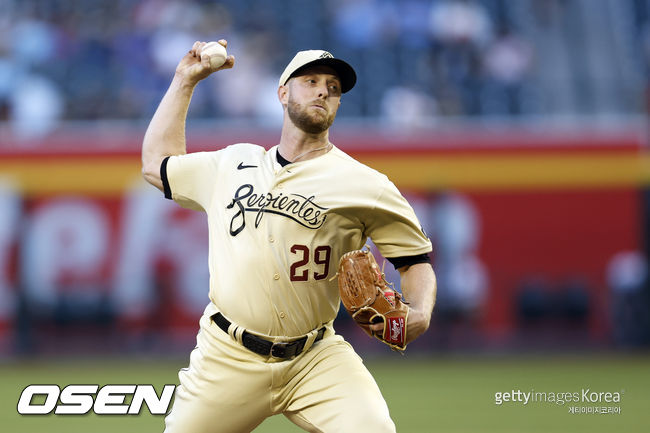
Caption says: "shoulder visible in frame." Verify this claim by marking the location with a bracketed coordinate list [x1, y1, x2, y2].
[204, 142, 267, 158]
[329, 146, 391, 183]
[223, 142, 267, 154]
[173, 143, 267, 163]
[217, 143, 269, 163]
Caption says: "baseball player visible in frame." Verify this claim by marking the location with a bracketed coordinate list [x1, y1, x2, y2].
[142, 40, 437, 433]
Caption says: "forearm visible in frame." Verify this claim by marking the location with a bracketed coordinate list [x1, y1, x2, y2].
[400, 263, 437, 338]
[141, 74, 196, 190]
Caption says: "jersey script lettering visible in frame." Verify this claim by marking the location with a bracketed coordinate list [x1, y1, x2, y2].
[226, 184, 329, 236]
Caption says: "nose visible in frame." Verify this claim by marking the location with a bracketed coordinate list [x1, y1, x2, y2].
[316, 83, 328, 99]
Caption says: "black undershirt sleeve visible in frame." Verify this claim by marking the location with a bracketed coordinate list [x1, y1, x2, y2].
[386, 253, 431, 270]
[161, 156, 172, 199]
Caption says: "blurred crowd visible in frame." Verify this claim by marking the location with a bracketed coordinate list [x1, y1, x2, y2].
[0, 0, 648, 138]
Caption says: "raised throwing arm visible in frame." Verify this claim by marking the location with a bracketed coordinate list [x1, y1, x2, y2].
[142, 40, 234, 191]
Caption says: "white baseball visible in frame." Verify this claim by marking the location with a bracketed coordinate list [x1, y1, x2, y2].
[202, 42, 228, 69]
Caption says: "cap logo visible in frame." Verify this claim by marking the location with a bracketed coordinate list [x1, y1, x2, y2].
[280, 50, 354, 92]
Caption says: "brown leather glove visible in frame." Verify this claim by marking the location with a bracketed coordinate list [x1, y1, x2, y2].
[337, 249, 409, 351]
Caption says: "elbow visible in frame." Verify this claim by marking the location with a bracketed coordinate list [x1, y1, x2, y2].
[141, 160, 156, 180]
[141, 166, 155, 183]
[142, 160, 164, 191]
[141, 159, 156, 181]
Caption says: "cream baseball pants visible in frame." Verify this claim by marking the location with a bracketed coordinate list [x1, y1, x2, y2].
[163, 310, 396, 433]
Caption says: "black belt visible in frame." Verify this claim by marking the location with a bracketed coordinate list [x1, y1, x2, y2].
[211, 312, 326, 359]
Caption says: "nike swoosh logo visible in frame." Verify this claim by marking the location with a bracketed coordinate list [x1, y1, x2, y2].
[237, 162, 257, 170]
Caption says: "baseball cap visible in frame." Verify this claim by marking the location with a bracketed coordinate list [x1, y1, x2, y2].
[279, 50, 357, 93]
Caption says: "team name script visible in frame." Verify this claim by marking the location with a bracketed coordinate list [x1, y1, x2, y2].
[227, 184, 328, 236]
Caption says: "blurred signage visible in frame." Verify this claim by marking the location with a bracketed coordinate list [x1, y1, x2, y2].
[0, 129, 643, 348]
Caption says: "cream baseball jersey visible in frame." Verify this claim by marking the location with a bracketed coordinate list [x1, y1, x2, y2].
[162, 143, 431, 338]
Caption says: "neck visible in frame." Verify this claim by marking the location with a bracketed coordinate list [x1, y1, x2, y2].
[278, 117, 331, 162]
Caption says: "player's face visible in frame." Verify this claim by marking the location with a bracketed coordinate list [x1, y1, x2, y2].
[286, 66, 342, 134]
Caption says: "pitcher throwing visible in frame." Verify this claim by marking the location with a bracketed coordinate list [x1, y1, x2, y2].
[142, 39, 437, 433]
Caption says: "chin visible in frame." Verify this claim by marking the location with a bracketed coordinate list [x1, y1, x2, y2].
[301, 123, 329, 134]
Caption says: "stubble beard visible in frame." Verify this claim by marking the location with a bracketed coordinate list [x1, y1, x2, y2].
[287, 96, 336, 134]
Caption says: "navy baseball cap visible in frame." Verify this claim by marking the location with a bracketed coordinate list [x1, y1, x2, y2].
[279, 50, 357, 93]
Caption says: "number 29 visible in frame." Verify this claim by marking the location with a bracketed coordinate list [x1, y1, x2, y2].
[289, 244, 332, 282]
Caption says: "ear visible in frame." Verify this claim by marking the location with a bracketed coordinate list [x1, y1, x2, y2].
[278, 84, 289, 106]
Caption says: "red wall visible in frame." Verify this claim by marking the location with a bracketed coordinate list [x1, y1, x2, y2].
[0, 127, 644, 349]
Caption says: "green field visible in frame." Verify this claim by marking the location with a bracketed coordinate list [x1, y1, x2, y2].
[1, 354, 648, 432]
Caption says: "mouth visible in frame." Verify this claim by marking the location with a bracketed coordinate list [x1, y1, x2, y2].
[311, 104, 326, 112]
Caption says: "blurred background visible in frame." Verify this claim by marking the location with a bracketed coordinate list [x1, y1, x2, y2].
[0, 0, 649, 431]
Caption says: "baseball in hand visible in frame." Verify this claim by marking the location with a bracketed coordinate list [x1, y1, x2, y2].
[202, 42, 228, 69]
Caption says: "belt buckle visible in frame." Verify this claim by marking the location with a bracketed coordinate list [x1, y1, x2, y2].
[270, 341, 290, 358]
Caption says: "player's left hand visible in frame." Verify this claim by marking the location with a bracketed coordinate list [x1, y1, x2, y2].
[369, 306, 429, 345]
[338, 249, 411, 351]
